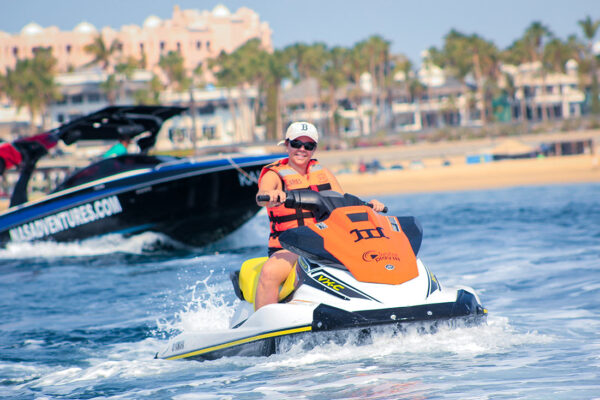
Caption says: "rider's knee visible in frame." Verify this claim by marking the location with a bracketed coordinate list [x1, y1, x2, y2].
[260, 260, 291, 284]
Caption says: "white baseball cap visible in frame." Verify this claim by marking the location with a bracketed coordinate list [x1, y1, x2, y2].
[278, 122, 319, 145]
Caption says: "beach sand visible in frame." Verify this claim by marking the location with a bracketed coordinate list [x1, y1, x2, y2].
[336, 154, 600, 197]
[1, 148, 599, 211]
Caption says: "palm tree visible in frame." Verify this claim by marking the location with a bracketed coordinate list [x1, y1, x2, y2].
[578, 15, 600, 115]
[408, 77, 427, 130]
[387, 55, 417, 130]
[208, 50, 244, 142]
[502, 71, 518, 123]
[231, 39, 272, 141]
[84, 34, 122, 74]
[392, 56, 413, 96]
[159, 50, 206, 150]
[84, 35, 123, 107]
[114, 56, 138, 103]
[320, 46, 348, 138]
[359, 35, 390, 134]
[263, 50, 290, 140]
[503, 39, 530, 122]
[158, 51, 189, 92]
[542, 37, 578, 119]
[517, 22, 553, 121]
[385, 53, 411, 130]
[343, 42, 369, 135]
[99, 74, 119, 105]
[283, 43, 328, 127]
[429, 30, 499, 126]
[3, 48, 61, 132]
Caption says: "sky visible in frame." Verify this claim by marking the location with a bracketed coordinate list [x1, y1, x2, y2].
[1, 0, 598, 63]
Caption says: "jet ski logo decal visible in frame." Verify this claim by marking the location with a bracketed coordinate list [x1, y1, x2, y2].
[305, 269, 381, 302]
[9, 196, 123, 242]
[362, 251, 402, 263]
[350, 227, 389, 242]
[317, 274, 345, 291]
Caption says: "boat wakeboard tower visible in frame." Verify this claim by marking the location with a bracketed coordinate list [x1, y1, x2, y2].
[157, 190, 487, 361]
[0, 106, 281, 247]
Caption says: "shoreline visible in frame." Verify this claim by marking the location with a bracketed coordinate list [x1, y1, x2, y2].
[336, 154, 600, 197]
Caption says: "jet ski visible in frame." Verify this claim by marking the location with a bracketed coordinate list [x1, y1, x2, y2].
[0, 106, 282, 247]
[157, 190, 487, 361]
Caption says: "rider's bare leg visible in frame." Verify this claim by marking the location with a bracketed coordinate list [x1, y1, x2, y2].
[255, 250, 298, 310]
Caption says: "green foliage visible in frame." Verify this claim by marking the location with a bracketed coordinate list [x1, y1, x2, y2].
[578, 15, 600, 115]
[84, 35, 122, 71]
[159, 51, 189, 92]
[543, 38, 575, 73]
[99, 74, 118, 104]
[1, 47, 61, 131]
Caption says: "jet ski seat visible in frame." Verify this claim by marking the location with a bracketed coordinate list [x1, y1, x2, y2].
[230, 257, 298, 307]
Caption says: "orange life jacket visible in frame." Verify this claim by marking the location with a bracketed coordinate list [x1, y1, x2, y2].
[258, 158, 333, 252]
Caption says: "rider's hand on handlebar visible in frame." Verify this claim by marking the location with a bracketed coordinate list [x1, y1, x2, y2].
[257, 190, 286, 206]
[369, 199, 386, 212]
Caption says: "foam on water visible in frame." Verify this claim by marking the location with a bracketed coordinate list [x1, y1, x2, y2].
[255, 316, 552, 368]
[0, 231, 184, 259]
[33, 339, 163, 383]
[156, 274, 238, 337]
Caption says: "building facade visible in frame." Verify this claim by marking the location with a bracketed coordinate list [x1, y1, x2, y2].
[279, 55, 589, 140]
[0, 4, 272, 75]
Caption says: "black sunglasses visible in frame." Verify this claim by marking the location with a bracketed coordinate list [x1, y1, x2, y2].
[288, 139, 317, 151]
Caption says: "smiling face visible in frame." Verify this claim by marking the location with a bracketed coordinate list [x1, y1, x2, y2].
[286, 135, 317, 170]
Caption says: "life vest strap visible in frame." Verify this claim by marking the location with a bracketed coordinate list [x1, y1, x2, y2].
[311, 183, 332, 191]
[269, 211, 313, 224]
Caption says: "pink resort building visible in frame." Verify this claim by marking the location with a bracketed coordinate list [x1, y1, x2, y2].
[0, 4, 272, 75]
[0, 5, 273, 146]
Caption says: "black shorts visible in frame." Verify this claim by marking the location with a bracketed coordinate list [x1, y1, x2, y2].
[268, 247, 283, 257]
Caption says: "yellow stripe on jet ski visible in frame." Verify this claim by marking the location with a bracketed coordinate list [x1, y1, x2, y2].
[166, 325, 312, 360]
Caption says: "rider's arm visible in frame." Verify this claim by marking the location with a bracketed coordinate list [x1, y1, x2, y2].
[256, 170, 285, 207]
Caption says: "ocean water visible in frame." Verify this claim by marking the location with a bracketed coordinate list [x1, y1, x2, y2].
[1, 183, 599, 399]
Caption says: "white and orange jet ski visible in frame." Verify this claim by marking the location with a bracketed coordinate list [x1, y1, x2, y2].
[157, 190, 487, 361]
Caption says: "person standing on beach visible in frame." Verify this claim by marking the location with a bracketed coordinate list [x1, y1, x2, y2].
[255, 121, 385, 309]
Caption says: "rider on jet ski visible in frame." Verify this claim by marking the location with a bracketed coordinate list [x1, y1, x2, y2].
[255, 122, 385, 310]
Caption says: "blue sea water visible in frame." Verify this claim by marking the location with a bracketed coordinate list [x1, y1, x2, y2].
[1, 183, 599, 399]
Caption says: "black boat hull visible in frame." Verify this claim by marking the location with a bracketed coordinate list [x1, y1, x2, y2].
[0, 155, 280, 247]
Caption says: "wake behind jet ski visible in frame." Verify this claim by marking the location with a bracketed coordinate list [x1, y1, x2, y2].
[0, 106, 282, 247]
[157, 190, 487, 361]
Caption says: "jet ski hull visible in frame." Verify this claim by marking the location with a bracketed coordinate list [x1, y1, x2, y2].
[157, 191, 487, 361]
[158, 258, 486, 361]
[157, 291, 486, 361]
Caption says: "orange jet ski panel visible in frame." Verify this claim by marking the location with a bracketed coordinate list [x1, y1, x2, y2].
[311, 205, 419, 285]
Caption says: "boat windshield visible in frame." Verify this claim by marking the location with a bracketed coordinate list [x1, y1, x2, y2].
[53, 154, 178, 193]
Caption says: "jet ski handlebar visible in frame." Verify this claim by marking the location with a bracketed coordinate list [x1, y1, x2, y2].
[257, 190, 387, 221]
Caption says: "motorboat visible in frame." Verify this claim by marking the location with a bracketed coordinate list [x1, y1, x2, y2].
[157, 190, 487, 361]
[0, 106, 282, 247]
